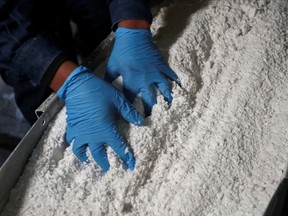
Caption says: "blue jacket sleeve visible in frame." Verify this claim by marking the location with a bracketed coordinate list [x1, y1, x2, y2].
[0, 0, 68, 86]
[108, 0, 152, 30]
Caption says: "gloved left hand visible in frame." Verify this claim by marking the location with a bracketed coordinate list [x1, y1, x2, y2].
[57, 66, 144, 173]
[106, 27, 181, 116]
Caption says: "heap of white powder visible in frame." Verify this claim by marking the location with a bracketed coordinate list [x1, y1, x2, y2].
[2, 0, 288, 215]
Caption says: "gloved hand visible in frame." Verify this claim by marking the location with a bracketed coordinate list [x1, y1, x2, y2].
[106, 27, 181, 116]
[57, 66, 144, 173]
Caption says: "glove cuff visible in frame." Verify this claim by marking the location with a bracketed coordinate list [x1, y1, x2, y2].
[57, 65, 89, 100]
[115, 27, 152, 38]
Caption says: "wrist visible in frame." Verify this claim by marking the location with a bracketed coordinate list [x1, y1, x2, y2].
[50, 60, 78, 91]
[118, 20, 150, 30]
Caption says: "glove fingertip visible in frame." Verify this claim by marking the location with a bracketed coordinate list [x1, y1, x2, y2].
[126, 152, 136, 171]
[136, 113, 145, 126]
[175, 78, 182, 87]
[163, 88, 173, 104]
[71, 140, 89, 163]
[160, 65, 182, 86]
[165, 93, 173, 104]
[127, 110, 145, 126]
[83, 159, 90, 165]
[158, 83, 173, 104]
[170, 74, 181, 87]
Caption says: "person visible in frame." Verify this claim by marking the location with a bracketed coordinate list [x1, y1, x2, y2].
[0, 0, 180, 173]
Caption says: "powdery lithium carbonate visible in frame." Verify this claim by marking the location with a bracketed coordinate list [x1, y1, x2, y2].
[2, 0, 288, 215]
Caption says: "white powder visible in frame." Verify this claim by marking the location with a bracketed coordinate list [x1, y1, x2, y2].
[2, 0, 288, 215]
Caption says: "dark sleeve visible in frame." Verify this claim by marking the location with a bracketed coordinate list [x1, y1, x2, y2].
[9, 35, 70, 86]
[108, 0, 153, 30]
[0, 1, 70, 87]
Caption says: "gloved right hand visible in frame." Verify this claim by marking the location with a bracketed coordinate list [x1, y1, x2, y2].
[57, 65, 144, 173]
[106, 27, 181, 116]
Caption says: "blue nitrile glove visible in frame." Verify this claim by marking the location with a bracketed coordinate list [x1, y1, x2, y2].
[106, 27, 181, 116]
[57, 66, 144, 173]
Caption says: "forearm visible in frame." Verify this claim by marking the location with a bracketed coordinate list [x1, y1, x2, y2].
[118, 20, 150, 29]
